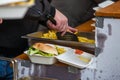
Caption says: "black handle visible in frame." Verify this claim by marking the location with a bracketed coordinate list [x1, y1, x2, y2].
[47, 14, 57, 25]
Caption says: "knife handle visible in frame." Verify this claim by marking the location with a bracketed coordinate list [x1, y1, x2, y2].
[47, 14, 57, 25]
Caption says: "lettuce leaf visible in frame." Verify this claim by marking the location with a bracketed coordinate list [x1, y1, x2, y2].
[28, 47, 55, 57]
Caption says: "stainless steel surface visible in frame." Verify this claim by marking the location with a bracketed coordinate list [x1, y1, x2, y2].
[17, 60, 80, 80]
[18, 76, 58, 80]
[22, 31, 95, 54]
[75, 32, 95, 40]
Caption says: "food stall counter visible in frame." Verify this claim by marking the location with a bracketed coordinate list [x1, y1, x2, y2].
[15, 19, 95, 66]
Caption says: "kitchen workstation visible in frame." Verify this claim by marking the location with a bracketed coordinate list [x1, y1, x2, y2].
[0, 0, 120, 80]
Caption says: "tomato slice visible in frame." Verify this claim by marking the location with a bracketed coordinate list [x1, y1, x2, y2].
[75, 49, 84, 55]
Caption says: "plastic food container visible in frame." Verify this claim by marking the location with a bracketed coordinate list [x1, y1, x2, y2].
[25, 43, 58, 65]
[74, 52, 94, 63]
[27, 54, 57, 65]
[25, 44, 69, 65]
[0, 0, 34, 19]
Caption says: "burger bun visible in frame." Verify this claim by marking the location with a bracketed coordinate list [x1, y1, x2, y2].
[32, 43, 58, 55]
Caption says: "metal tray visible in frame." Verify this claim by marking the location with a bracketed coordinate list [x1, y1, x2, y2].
[22, 31, 95, 54]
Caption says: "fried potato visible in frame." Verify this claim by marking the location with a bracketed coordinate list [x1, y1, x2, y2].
[78, 36, 95, 44]
[41, 30, 95, 44]
[41, 30, 57, 39]
[55, 46, 66, 54]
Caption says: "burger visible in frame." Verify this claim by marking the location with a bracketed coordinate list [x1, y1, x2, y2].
[28, 43, 58, 57]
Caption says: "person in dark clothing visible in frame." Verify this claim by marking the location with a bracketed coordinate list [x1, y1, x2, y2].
[52, 0, 117, 27]
[51, 0, 97, 27]
[0, 0, 77, 79]
[0, 0, 77, 57]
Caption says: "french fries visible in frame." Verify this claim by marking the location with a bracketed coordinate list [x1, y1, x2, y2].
[41, 30, 57, 39]
[55, 46, 66, 54]
[41, 30, 95, 44]
[78, 36, 95, 44]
